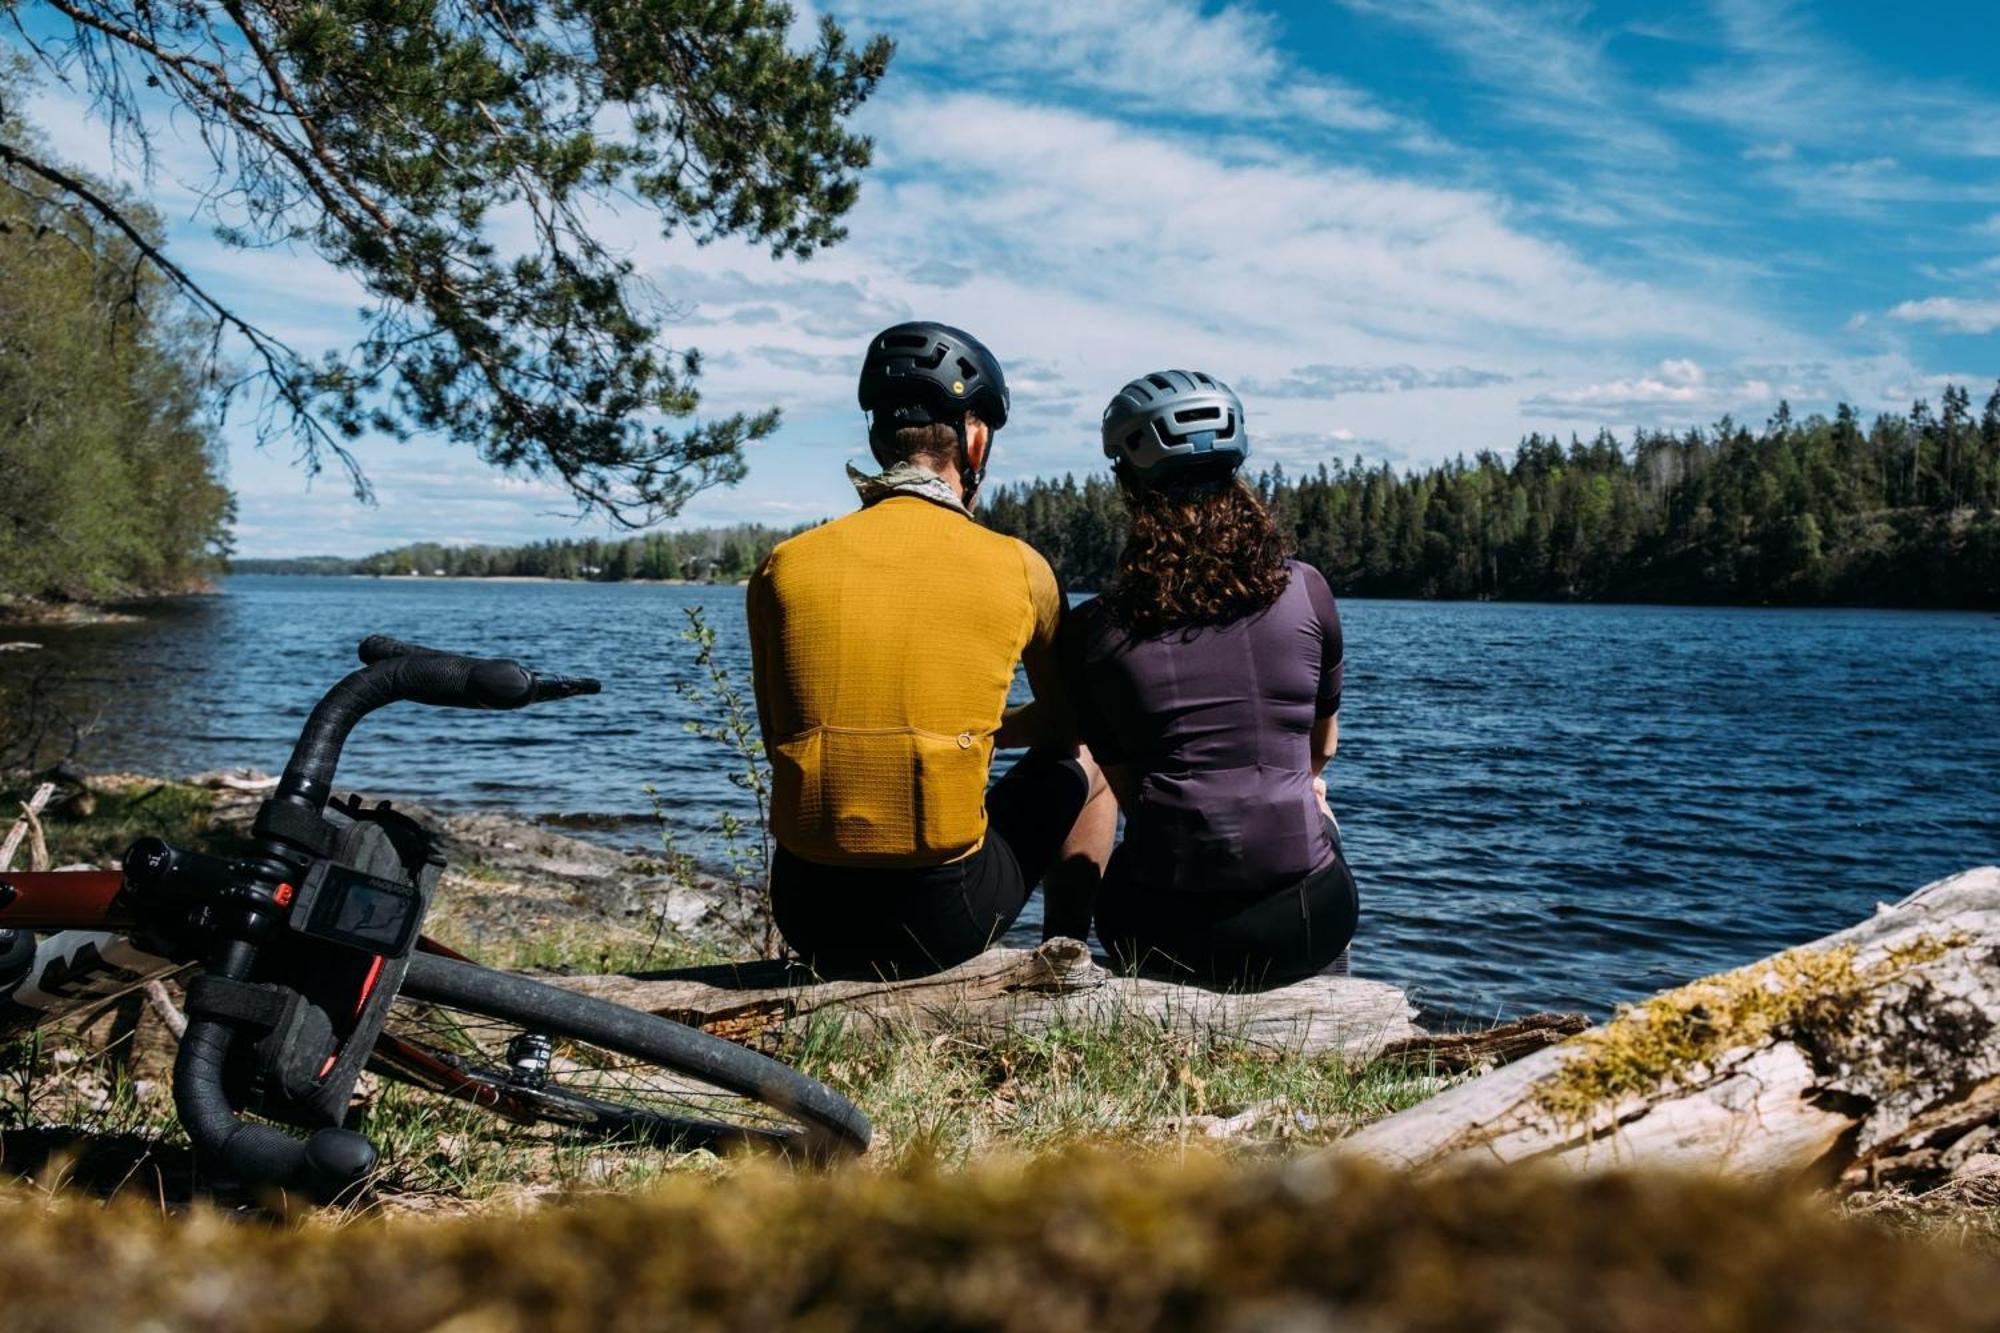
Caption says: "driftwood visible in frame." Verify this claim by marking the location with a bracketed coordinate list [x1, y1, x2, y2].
[1341, 866, 2000, 1192]
[0, 781, 55, 873]
[548, 937, 1422, 1060]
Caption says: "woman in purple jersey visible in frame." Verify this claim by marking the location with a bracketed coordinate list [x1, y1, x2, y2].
[1063, 370, 1355, 989]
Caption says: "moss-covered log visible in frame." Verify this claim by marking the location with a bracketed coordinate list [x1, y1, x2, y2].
[1340, 866, 2000, 1191]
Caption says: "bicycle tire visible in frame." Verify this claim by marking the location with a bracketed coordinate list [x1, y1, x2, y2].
[370, 953, 870, 1160]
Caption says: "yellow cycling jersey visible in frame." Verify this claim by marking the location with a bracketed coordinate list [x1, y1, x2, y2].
[746, 495, 1066, 867]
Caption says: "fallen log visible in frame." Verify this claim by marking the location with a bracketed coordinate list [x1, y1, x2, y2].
[1340, 865, 2000, 1192]
[1376, 1012, 1591, 1074]
[546, 937, 1422, 1060]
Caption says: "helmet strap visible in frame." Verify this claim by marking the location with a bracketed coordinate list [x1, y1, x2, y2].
[956, 416, 986, 505]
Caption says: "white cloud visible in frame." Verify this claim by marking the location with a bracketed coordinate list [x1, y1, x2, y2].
[1886, 297, 2000, 336]
[859, 93, 1749, 347]
[1754, 156, 2000, 216]
[1524, 358, 1719, 416]
[1656, 0, 2000, 161]
[26, 0, 1971, 556]
[1517, 354, 1988, 427]
[1243, 364, 1515, 398]
[835, 0, 1397, 134]
[1334, 0, 1678, 163]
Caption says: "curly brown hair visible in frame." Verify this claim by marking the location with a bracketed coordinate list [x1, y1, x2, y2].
[1103, 471, 1292, 637]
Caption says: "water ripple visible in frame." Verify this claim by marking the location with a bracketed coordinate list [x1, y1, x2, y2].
[11, 580, 1999, 1020]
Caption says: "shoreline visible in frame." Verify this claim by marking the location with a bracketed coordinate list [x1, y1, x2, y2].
[212, 572, 2000, 613]
[233, 572, 750, 588]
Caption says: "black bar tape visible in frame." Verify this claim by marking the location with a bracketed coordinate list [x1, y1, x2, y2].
[184, 975, 292, 1033]
[253, 801, 336, 857]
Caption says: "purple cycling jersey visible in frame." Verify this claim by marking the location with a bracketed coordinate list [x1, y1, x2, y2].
[1063, 560, 1345, 895]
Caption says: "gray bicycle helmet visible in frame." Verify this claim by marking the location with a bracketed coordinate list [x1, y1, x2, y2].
[1101, 370, 1249, 480]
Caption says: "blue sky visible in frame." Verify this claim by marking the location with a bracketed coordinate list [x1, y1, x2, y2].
[19, 0, 2000, 556]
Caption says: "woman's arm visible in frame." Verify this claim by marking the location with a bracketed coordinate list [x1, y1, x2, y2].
[1311, 712, 1338, 818]
[1311, 712, 1339, 775]
[1099, 760, 1143, 812]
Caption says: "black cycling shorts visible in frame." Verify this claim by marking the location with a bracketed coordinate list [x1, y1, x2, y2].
[1095, 818, 1358, 991]
[770, 747, 1090, 979]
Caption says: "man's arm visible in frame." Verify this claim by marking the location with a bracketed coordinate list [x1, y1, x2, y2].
[995, 548, 1075, 750]
[744, 554, 778, 746]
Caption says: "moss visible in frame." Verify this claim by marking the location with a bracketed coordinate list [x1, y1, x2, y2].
[0, 1155, 1996, 1331]
[1539, 933, 1965, 1122]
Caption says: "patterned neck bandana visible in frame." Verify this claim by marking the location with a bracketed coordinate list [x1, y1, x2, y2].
[846, 459, 971, 517]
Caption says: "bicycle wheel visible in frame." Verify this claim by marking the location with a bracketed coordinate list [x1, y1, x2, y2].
[369, 953, 870, 1160]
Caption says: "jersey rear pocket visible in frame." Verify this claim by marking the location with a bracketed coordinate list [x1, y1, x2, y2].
[771, 726, 991, 863]
[769, 729, 827, 853]
[910, 727, 992, 858]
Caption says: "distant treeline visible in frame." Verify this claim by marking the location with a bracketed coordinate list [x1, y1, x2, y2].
[1, 121, 233, 606]
[239, 388, 2000, 608]
[233, 525, 798, 582]
[983, 388, 2000, 606]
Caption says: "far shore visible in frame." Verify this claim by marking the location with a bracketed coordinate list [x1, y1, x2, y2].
[230, 572, 752, 588]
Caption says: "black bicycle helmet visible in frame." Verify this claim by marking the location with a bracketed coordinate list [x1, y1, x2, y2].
[858, 321, 1010, 434]
[858, 322, 1009, 501]
[1101, 369, 1249, 481]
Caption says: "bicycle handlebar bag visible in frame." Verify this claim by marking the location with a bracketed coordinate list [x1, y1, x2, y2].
[227, 796, 444, 1130]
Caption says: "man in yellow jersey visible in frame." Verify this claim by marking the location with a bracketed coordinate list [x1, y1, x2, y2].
[746, 322, 1114, 977]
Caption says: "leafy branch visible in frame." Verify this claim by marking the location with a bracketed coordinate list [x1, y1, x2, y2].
[2, 1, 892, 523]
[672, 603, 776, 957]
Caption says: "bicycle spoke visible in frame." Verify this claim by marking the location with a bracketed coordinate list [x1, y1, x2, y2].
[381, 996, 798, 1134]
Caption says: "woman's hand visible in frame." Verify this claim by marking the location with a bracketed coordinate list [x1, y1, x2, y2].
[1313, 775, 1333, 819]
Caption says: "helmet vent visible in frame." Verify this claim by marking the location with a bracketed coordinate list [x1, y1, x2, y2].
[1147, 374, 1175, 392]
[885, 332, 927, 348]
[1173, 406, 1222, 424]
[957, 357, 980, 380]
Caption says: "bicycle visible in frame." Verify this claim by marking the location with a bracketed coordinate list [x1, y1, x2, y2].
[0, 635, 871, 1202]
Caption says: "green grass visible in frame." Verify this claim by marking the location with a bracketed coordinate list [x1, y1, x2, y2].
[1, 777, 240, 869]
[421, 897, 735, 976]
[353, 1075, 722, 1205]
[0, 982, 1453, 1209]
[786, 1008, 1447, 1168]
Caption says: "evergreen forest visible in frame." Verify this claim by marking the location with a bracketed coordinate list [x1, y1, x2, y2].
[236, 525, 794, 584]
[983, 392, 2000, 607]
[262, 388, 2000, 609]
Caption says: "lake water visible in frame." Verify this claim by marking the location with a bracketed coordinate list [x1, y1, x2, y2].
[8, 576, 1998, 1020]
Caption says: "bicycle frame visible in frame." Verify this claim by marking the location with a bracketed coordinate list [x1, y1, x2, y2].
[0, 866, 551, 1122]
[0, 871, 175, 1036]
